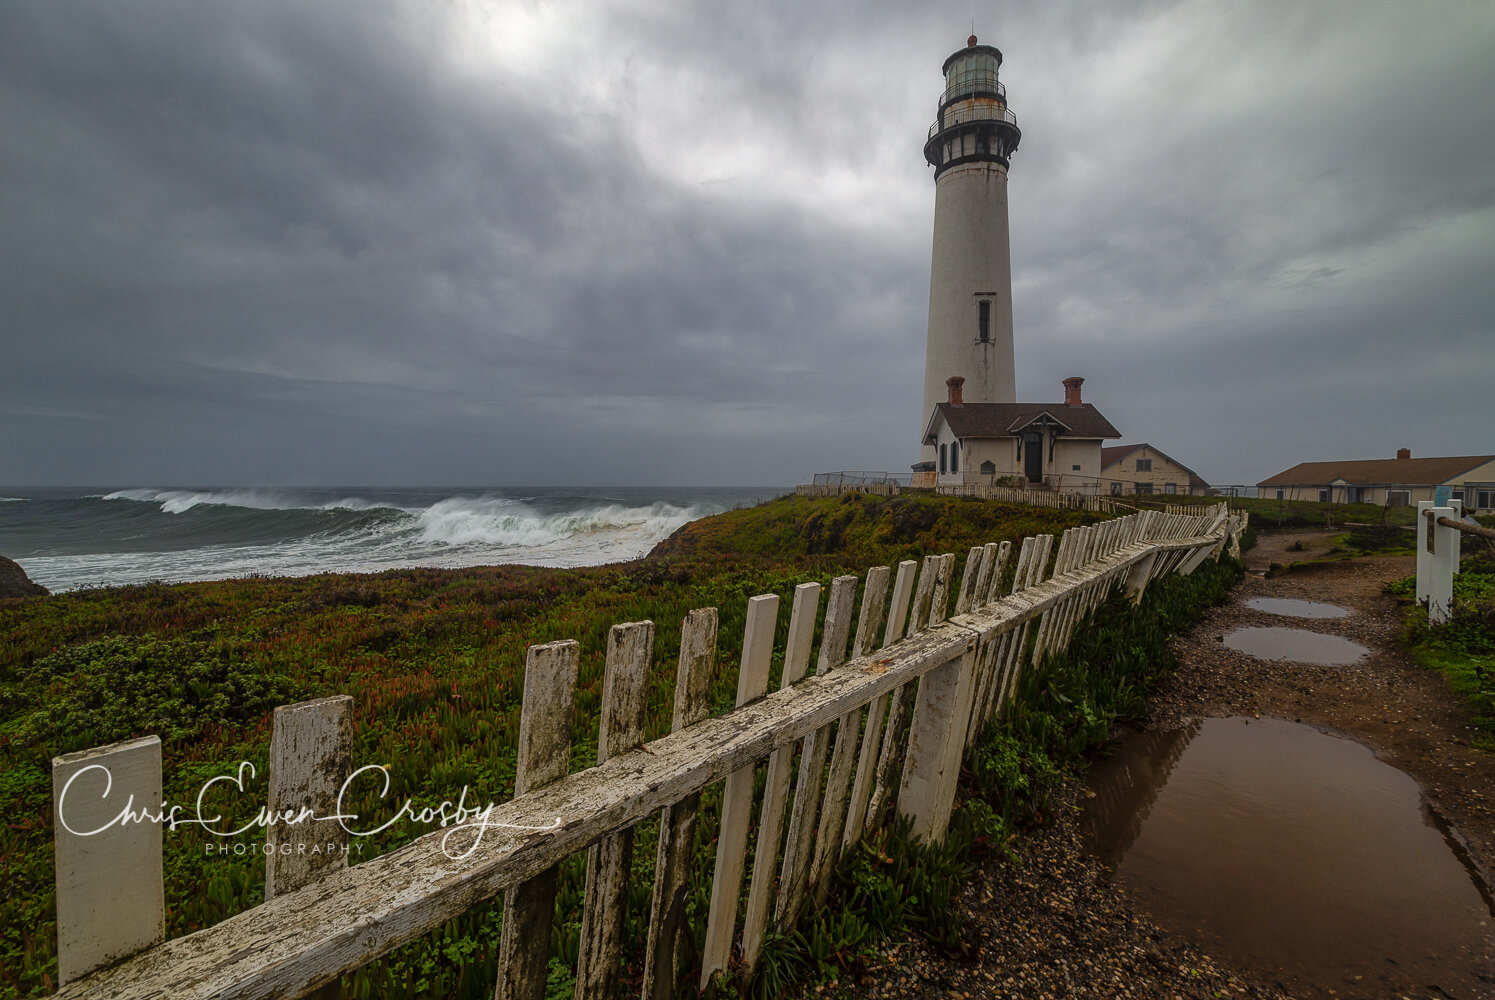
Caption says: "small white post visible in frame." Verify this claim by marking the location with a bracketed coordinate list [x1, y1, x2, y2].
[1416, 500, 1435, 603]
[266, 695, 354, 902]
[52, 736, 164, 985]
[1428, 505, 1458, 625]
[897, 646, 977, 844]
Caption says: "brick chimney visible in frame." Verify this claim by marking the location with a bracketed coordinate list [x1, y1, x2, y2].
[946, 376, 965, 405]
[1397, 447, 1411, 460]
[1062, 376, 1084, 406]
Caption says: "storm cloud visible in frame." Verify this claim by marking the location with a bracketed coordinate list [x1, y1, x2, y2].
[2, 1, 1492, 487]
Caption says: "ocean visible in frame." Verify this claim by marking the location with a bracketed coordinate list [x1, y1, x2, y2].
[0, 486, 787, 593]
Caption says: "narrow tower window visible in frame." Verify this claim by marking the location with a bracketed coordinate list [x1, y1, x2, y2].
[939, 443, 948, 474]
[978, 300, 991, 342]
[951, 444, 959, 473]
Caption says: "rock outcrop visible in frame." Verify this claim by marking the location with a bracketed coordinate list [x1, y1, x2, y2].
[0, 555, 48, 598]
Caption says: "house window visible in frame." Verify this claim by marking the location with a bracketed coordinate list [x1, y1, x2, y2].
[1318, 489, 1330, 502]
[1135, 483, 1153, 495]
[1275, 488, 1285, 500]
[1072, 464, 1081, 471]
[939, 443, 947, 475]
[1165, 483, 1177, 494]
[1136, 458, 1152, 472]
[1387, 490, 1410, 507]
[1110, 482, 1123, 496]
[978, 300, 991, 343]
[951, 444, 959, 473]
[1450, 489, 1466, 502]
[1478, 489, 1493, 509]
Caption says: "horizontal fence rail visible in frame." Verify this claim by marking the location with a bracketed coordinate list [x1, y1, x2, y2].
[49, 505, 1244, 1000]
[936, 484, 1125, 513]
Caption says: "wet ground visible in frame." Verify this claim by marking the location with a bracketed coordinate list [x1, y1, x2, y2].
[1084, 717, 1492, 997]
[1241, 597, 1350, 619]
[838, 530, 1495, 1000]
[1222, 625, 1369, 665]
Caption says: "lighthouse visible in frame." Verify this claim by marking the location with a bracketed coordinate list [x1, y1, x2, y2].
[919, 35, 1021, 461]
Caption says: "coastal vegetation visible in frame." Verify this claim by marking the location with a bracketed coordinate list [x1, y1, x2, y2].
[0, 493, 1240, 998]
[1387, 536, 1495, 749]
[1160, 492, 1418, 529]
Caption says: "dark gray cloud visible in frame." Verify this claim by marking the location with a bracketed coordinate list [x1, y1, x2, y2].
[1, 0, 1491, 487]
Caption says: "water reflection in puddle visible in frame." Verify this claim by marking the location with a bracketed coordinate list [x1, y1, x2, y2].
[1084, 717, 1493, 996]
[1244, 596, 1351, 619]
[1224, 626, 1368, 665]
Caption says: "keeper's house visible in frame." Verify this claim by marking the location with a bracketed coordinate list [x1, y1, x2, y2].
[921, 376, 1121, 492]
[1099, 443, 1210, 497]
[1257, 450, 1495, 511]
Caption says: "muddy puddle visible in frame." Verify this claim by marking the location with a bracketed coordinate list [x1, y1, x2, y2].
[1224, 626, 1368, 665]
[1083, 717, 1493, 997]
[1243, 596, 1351, 619]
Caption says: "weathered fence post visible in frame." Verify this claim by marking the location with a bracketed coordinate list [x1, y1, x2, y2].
[702, 592, 784, 986]
[643, 609, 717, 1000]
[1426, 505, 1458, 625]
[51, 736, 164, 985]
[1416, 500, 1435, 603]
[776, 575, 858, 931]
[266, 695, 354, 901]
[897, 644, 977, 844]
[496, 640, 580, 1000]
[809, 568, 890, 904]
[575, 621, 655, 1000]
[266, 695, 354, 1000]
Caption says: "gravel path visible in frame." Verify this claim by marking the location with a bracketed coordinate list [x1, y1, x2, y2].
[827, 531, 1494, 1000]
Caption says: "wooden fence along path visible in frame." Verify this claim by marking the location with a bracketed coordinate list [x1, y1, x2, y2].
[48, 505, 1244, 1000]
[935, 485, 1124, 513]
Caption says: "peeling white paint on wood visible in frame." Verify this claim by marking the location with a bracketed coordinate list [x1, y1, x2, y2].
[739, 584, 820, 977]
[643, 609, 716, 1000]
[777, 575, 857, 931]
[266, 696, 354, 902]
[497, 640, 580, 1000]
[575, 621, 655, 1000]
[52, 736, 164, 985]
[700, 595, 780, 986]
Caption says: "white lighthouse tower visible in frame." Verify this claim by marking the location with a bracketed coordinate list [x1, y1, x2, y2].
[919, 35, 1021, 461]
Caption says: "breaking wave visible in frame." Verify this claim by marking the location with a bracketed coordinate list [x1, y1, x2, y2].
[4, 486, 783, 592]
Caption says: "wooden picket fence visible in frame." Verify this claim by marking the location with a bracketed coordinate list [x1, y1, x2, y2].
[48, 505, 1244, 1000]
[937, 484, 1124, 513]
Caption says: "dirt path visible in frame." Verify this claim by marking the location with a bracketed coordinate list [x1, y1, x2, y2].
[834, 531, 1494, 1000]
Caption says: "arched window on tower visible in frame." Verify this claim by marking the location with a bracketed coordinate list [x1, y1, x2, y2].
[939, 443, 947, 475]
[978, 300, 991, 343]
[951, 444, 959, 473]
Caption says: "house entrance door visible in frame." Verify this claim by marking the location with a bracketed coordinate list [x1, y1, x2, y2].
[1024, 432, 1043, 484]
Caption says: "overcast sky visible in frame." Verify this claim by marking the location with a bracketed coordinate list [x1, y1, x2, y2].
[2, 1, 1491, 488]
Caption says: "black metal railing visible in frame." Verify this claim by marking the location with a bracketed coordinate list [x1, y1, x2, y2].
[928, 102, 1019, 140]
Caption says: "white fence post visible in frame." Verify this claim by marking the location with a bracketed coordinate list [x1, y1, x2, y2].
[265, 696, 354, 902]
[1416, 500, 1435, 602]
[51, 736, 164, 985]
[1427, 505, 1458, 625]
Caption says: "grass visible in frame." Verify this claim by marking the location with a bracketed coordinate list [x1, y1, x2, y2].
[1386, 550, 1495, 749]
[0, 493, 1103, 998]
[1160, 493, 1418, 529]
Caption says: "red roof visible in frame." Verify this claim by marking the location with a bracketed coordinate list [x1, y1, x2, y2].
[1258, 455, 1495, 487]
[927, 402, 1120, 442]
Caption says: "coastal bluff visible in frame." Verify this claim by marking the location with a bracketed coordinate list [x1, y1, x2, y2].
[0, 555, 48, 597]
